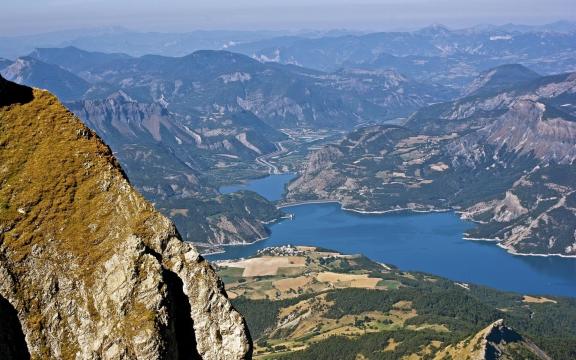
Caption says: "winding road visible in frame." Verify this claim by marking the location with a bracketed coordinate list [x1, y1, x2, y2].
[256, 141, 287, 174]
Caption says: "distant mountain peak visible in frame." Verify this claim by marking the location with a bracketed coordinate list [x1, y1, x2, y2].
[463, 63, 540, 97]
[416, 24, 452, 36]
[0, 56, 90, 101]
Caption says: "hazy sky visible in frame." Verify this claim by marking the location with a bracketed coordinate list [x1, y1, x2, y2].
[2, 0, 575, 35]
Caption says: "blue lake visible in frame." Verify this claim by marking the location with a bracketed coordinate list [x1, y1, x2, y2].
[209, 177, 576, 297]
[219, 173, 296, 201]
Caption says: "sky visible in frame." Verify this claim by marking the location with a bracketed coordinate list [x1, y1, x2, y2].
[1, 0, 575, 36]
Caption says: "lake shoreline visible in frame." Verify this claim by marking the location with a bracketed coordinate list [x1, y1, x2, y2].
[205, 202, 575, 297]
[277, 199, 576, 259]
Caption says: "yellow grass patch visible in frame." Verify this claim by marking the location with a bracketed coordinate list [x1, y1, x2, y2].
[384, 338, 399, 352]
[316, 272, 380, 288]
[273, 276, 312, 292]
[522, 295, 557, 304]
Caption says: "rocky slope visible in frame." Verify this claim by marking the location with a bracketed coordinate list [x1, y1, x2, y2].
[288, 67, 576, 256]
[0, 76, 251, 359]
[436, 319, 550, 360]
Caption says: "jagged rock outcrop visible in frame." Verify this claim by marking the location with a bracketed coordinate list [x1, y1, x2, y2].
[0, 76, 252, 359]
[434, 319, 550, 360]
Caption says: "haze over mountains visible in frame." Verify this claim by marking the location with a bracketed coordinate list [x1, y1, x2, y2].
[1, 23, 575, 257]
[1, 21, 575, 58]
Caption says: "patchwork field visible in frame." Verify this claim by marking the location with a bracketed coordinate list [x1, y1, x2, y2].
[219, 256, 306, 277]
[216, 246, 576, 360]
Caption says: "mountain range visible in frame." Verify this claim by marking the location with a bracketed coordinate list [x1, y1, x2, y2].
[230, 26, 576, 89]
[25, 46, 451, 126]
[2, 43, 575, 256]
[0, 46, 455, 247]
[1, 22, 575, 59]
[287, 64, 576, 256]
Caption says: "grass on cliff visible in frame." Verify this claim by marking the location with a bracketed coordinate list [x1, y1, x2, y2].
[0, 89, 161, 278]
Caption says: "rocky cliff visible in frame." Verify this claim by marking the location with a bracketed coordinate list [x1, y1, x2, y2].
[0, 76, 252, 359]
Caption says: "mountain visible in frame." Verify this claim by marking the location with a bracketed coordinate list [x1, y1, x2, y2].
[463, 64, 541, 96]
[287, 68, 576, 256]
[215, 246, 574, 359]
[67, 91, 284, 170]
[65, 92, 285, 246]
[29, 46, 133, 75]
[0, 76, 251, 358]
[230, 27, 576, 88]
[0, 28, 288, 59]
[353, 52, 479, 89]
[61, 49, 389, 129]
[474, 20, 576, 34]
[29, 48, 453, 128]
[0, 56, 90, 101]
[312, 67, 457, 119]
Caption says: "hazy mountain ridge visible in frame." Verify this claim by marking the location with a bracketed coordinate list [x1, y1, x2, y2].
[0, 56, 90, 101]
[26, 46, 453, 127]
[230, 27, 576, 89]
[0, 27, 290, 59]
[462, 64, 541, 97]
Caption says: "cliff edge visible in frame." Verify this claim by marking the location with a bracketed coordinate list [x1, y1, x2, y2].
[0, 75, 252, 359]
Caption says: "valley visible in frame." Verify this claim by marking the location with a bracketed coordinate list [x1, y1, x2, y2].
[2, 2, 576, 359]
[215, 246, 576, 359]
[286, 66, 576, 257]
[207, 199, 576, 298]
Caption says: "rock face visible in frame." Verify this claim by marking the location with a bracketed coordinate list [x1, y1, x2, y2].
[0, 76, 252, 359]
